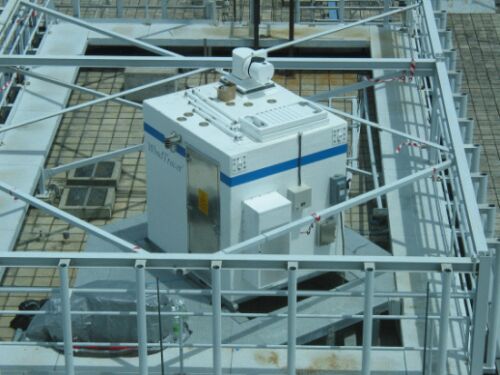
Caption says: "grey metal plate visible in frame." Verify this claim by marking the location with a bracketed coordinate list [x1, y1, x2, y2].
[187, 147, 220, 253]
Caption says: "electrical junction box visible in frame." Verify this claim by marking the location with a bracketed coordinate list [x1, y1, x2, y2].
[143, 78, 348, 301]
[330, 175, 347, 205]
[242, 191, 291, 288]
[287, 184, 312, 210]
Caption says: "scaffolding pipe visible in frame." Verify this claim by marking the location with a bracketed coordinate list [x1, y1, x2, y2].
[295, 0, 301, 23]
[383, 0, 389, 28]
[361, 263, 375, 375]
[486, 242, 500, 369]
[0, 180, 148, 254]
[436, 264, 453, 374]
[324, 106, 448, 152]
[211, 261, 222, 375]
[362, 87, 382, 208]
[59, 259, 75, 375]
[8, 67, 142, 109]
[429, 76, 440, 163]
[116, 0, 124, 17]
[339, 0, 345, 22]
[0, 68, 209, 134]
[20, 1, 181, 57]
[161, 0, 168, 18]
[265, 2, 420, 53]
[71, 0, 80, 17]
[287, 263, 298, 375]
[135, 261, 148, 375]
[308, 71, 414, 101]
[45, 144, 143, 178]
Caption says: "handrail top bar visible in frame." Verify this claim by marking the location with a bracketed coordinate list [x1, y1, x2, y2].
[264, 2, 421, 53]
[0, 252, 476, 272]
[0, 55, 437, 71]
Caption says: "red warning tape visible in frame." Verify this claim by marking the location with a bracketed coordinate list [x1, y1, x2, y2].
[395, 140, 426, 154]
[0, 80, 12, 94]
[16, 10, 37, 25]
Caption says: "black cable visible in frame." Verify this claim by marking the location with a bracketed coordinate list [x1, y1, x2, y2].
[298, 132, 302, 186]
[253, 0, 260, 49]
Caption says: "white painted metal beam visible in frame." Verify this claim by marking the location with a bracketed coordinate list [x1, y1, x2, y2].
[0, 55, 437, 71]
[0, 251, 477, 272]
[20, 0, 181, 57]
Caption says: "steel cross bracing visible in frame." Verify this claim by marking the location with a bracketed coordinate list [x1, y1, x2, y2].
[0, 0, 497, 374]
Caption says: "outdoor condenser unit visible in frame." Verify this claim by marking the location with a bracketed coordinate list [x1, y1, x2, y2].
[144, 48, 348, 301]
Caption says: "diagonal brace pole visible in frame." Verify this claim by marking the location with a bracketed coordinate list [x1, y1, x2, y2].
[264, 2, 421, 53]
[306, 71, 414, 102]
[8, 67, 142, 110]
[0, 180, 147, 254]
[323, 105, 449, 153]
[44, 144, 144, 178]
[216, 160, 451, 256]
[0, 68, 209, 134]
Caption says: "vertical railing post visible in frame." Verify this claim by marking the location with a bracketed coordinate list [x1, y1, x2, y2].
[116, 0, 124, 18]
[429, 75, 440, 163]
[135, 260, 148, 375]
[456, 93, 468, 119]
[179, 314, 185, 373]
[339, 0, 345, 23]
[361, 263, 375, 375]
[486, 242, 500, 369]
[383, 0, 390, 28]
[37, 168, 48, 197]
[295, 0, 301, 23]
[436, 264, 453, 375]
[211, 261, 222, 375]
[248, 0, 254, 37]
[71, 0, 80, 17]
[287, 262, 298, 375]
[470, 255, 492, 375]
[362, 88, 382, 209]
[161, 0, 169, 19]
[59, 259, 74, 375]
[144, 0, 150, 19]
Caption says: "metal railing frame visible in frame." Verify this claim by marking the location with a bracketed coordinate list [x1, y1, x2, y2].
[0, 0, 496, 374]
[0, 252, 479, 375]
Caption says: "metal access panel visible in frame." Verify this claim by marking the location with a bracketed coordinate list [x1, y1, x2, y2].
[187, 148, 220, 253]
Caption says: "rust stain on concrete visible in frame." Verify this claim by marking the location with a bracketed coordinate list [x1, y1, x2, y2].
[254, 350, 280, 367]
[306, 353, 358, 371]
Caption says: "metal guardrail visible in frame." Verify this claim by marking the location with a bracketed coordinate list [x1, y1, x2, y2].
[315, 0, 497, 372]
[0, 0, 49, 137]
[0, 253, 480, 375]
[54, 0, 411, 25]
[0, 0, 497, 374]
